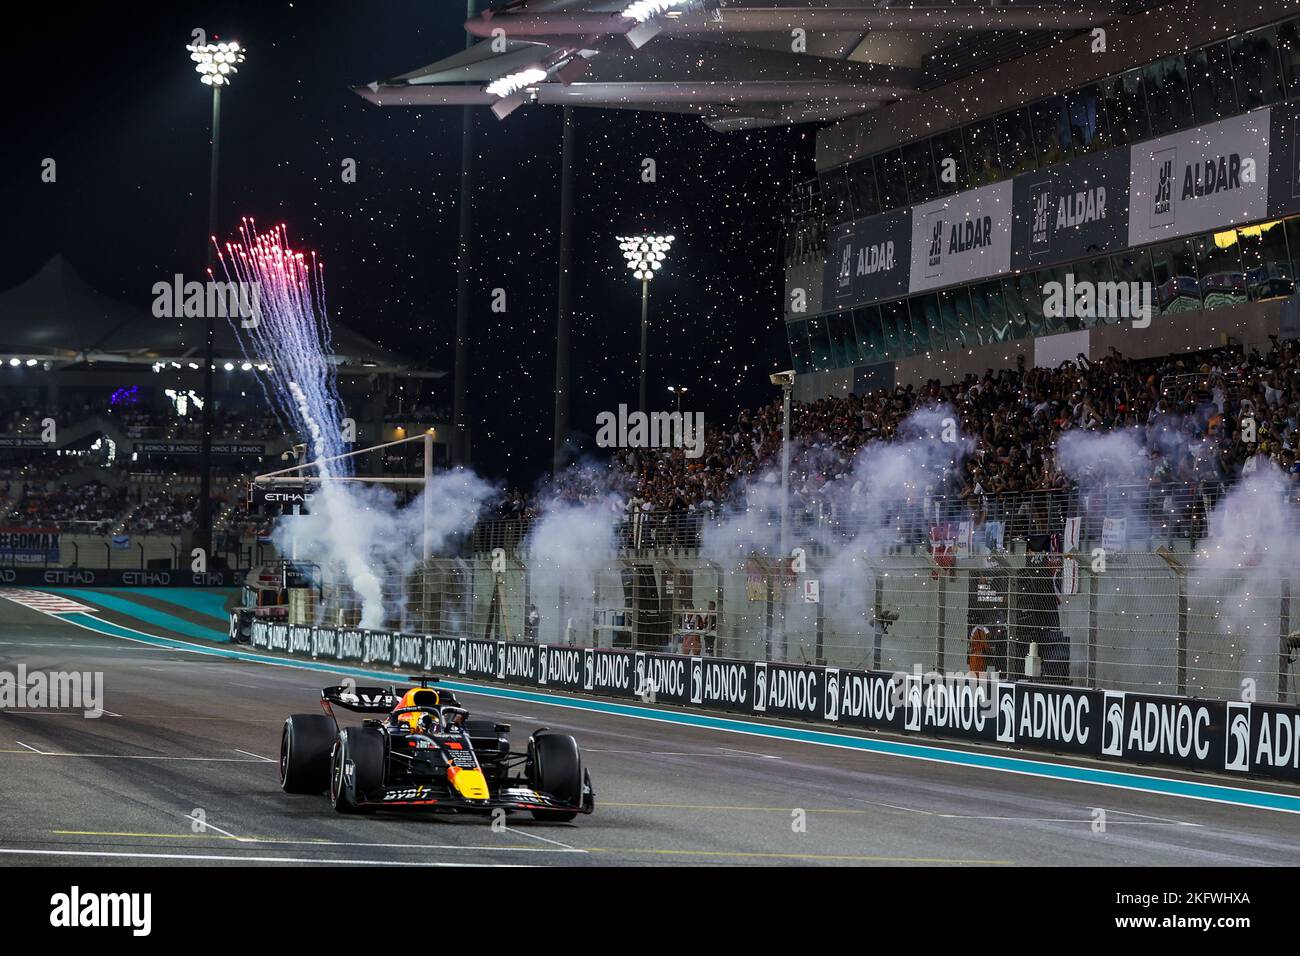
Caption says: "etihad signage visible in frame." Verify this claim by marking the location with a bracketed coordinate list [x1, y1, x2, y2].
[908, 180, 1013, 293]
[1127, 109, 1270, 246]
[1011, 150, 1129, 269]
[822, 208, 910, 307]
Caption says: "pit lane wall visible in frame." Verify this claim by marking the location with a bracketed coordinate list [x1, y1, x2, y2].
[246, 618, 1300, 786]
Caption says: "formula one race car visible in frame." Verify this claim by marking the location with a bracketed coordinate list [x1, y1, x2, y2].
[278, 676, 594, 821]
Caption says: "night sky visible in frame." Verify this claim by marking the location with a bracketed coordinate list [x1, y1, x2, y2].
[4, 1, 815, 485]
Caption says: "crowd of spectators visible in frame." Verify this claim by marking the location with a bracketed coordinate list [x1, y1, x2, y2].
[5, 340, 1300, 548]
[546, 339, 1300, 543]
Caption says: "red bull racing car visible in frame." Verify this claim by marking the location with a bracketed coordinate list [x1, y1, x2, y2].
[278, 677, 594, 821]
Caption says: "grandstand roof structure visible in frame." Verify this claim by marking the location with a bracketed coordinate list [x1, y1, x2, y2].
[353, 0, 1150, 129]
[0, 255, 439, 376]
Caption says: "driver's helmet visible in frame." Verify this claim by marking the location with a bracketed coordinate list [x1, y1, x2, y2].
[415, 711, 440, 735]
[394, 687, 441, 733]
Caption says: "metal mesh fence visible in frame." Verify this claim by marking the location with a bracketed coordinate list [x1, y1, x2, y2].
[296, 545, 1300, 705]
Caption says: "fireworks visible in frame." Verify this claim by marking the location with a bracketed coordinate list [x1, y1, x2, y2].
[214, 219, 348, 475]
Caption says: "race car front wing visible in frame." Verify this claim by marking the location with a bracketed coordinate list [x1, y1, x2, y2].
[361, 770, 595, 814]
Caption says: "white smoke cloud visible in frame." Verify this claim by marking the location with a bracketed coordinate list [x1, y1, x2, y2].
[274, 468, 496, 629]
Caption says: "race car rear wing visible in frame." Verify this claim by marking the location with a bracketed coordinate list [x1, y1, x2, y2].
[321, 685, 399, 714]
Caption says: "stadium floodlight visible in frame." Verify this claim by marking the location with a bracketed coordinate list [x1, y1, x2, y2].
[485, 67, 548, 98]
[186, 36, 246, 558]
[186, 40, 245, 87]
[616, 234, 675, 413]
[618, 234, 674, 281]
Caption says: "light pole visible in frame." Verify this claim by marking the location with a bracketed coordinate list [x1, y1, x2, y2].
[770, 370, 795, 562]
[667, 384, 688, 414]
[616, 234, 673, 413]
[187, 37, 245, 563]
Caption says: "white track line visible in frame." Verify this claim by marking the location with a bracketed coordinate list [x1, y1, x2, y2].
[502, 826, 584, 851]
[8, 747, 267, 762]
[182, 814, 249, 843]
[232, 749, 274, 762]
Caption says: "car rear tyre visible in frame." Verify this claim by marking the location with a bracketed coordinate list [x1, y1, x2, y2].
[280, 714, 335, 794]
[528, 733, 581, 822]
[329, 726, 385, 813]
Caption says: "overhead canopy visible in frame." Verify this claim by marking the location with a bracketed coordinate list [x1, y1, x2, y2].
[354, 0, 1137, 129]
[0, 255, 438, 375]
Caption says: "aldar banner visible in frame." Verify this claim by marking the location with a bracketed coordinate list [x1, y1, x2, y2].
[822, 208, 911, 309]
[908, 180, 1013, 293]
[1127, 109, 1271, 247]
[1011, 149, 1129, 271]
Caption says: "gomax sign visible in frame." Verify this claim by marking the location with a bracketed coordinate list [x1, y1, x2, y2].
[1128, 109, 1270, 247]
[1011, 149, 1129, 270]
[822, 208, 911, 308]
[909, 180, 1013, 293]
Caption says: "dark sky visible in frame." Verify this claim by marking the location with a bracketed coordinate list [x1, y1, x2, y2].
[3, 1, 815, 484]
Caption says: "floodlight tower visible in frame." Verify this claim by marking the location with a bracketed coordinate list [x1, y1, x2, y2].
[186, 37, 245, 561]
[616, 234, 674, 413]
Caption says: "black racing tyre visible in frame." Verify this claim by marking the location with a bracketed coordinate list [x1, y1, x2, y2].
[279, 714, 335, 794]
[329, 726, 385, 814]
[528, 733, 582, 822]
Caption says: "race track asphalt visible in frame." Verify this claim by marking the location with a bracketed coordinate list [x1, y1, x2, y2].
[2, 592, 1299, 867]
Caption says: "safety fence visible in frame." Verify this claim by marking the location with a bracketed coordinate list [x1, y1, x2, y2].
[294, 549, 1300, 707]
[244, 617, 1300, 785]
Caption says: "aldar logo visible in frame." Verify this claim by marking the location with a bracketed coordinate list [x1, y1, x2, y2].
[1151, 147, 1175, 227]
[824, 668, 840, 722]
[837, 239, 853, 290]
[926, 213, 945, 273]
[1102, 691, 1125, 756]
[1225, 702, 1250, 773]
[1029, 182, 1052, 252]
[996, 684, 1016, 743]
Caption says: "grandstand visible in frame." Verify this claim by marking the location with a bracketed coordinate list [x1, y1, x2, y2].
[0, 255, 452, 571]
